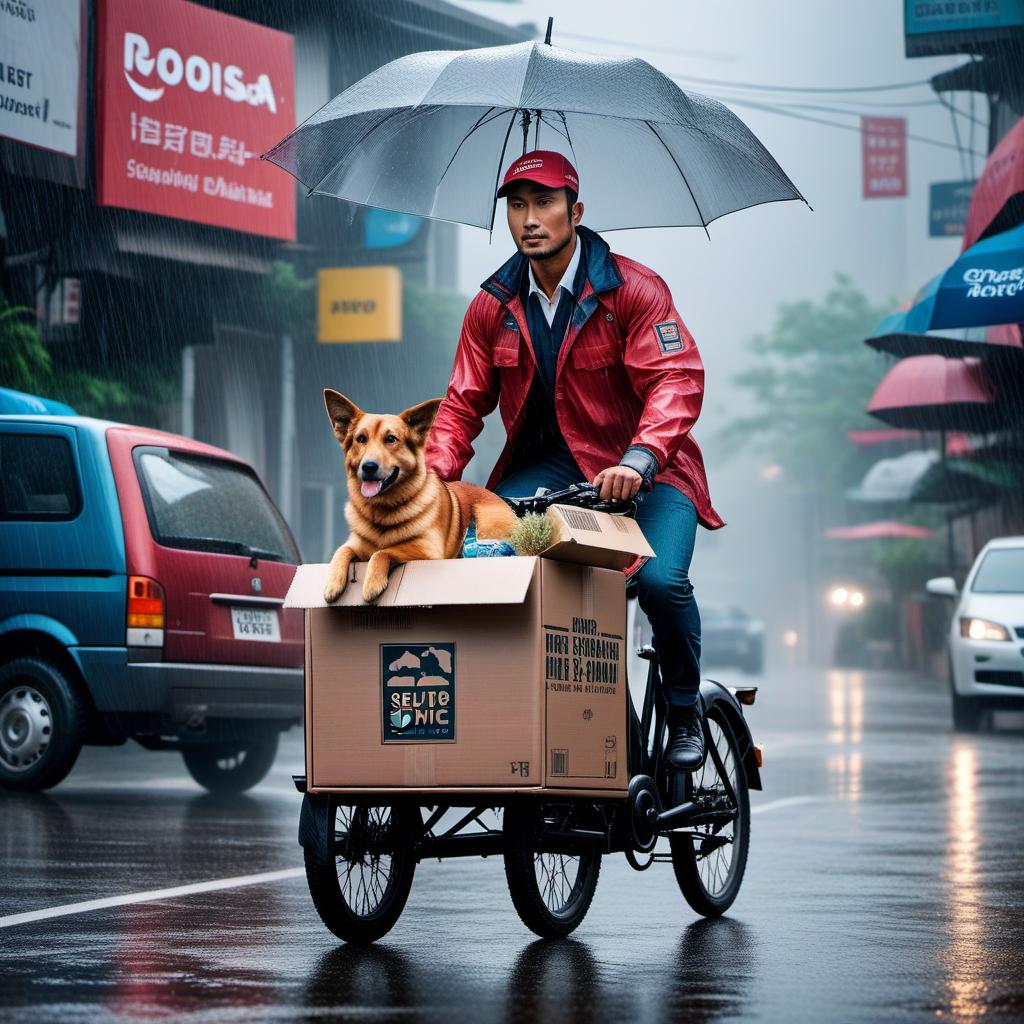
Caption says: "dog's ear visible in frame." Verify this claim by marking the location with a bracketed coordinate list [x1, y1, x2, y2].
[400, 398, 444, 439]
[324, 389, 362, 444]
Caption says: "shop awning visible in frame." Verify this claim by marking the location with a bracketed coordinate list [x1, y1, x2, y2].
[867, 355, 1004, 431]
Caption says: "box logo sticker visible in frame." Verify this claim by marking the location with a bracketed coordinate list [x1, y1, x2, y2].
[381, 643, 456, 742]
[653, 320, 684, 353]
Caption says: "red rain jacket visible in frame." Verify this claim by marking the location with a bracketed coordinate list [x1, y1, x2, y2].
[425, 226, 724, 530]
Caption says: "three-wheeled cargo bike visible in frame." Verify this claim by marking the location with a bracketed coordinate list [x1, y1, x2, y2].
[290, 484, 762, 942]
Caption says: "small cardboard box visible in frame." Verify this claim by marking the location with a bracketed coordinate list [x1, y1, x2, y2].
[284, 506, 654, 797]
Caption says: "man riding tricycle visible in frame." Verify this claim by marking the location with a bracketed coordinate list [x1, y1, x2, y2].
[266, 29, 802, 945]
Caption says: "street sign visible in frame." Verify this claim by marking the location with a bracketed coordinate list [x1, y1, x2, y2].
[862, 117, 907, 199]
[364, 209, 423, 249]
[317, 267, 402, 343]
[905, 0, 1024, 56]
[95, 0, 296, 240]
[0, 0, 81, 157]
[929, 180, 975, 238]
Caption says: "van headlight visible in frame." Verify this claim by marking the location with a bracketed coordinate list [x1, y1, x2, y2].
[960, 617, 1011, 642]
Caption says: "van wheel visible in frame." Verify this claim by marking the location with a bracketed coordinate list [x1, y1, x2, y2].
[0, 658, 86, 791]
[181, 735, 279, 794]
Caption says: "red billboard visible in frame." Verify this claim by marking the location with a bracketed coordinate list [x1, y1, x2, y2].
[96, 0, 295, 240]
[861, 117, 907, 200]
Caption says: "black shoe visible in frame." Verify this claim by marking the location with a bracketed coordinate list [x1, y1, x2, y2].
[666, 704, 706, 772]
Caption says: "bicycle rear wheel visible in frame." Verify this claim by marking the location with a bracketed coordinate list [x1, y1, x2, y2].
[669, 708, 750, 916]
[304, 800, 419, 944]
[503, 802, 602, 939]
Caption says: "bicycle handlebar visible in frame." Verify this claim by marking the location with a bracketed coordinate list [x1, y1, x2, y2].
[501, 481, 638, 518]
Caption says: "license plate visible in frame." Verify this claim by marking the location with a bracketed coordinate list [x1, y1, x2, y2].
[231, 607, 280, 642]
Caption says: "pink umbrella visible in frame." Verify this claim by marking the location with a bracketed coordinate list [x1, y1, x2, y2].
[867, 356, 1003, 431]
[962, 116, 1024, 252]
[825, 521, 933, 540]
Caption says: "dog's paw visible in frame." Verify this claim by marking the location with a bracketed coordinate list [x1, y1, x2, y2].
[361, 574, 389, 603]
[323, 574, 348, 604]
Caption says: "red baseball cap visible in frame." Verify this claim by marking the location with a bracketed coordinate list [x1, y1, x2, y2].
[496, 150, 580, 198]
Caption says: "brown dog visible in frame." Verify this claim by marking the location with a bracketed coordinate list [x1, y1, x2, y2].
[322, 389, 521, 603]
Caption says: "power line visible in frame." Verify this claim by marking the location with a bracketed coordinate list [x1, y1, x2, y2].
[715, 94, 988, 157]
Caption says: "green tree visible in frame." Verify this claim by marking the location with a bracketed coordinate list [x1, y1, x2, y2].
[0, 293, 51, 392]
[0, 288, 134, 417]
[718, 273, 893, 491]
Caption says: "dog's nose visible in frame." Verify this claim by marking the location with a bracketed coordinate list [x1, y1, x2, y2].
[360, 461, 379, 478]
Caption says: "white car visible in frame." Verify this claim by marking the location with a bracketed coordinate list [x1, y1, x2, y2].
[926, 536, 1024, 732]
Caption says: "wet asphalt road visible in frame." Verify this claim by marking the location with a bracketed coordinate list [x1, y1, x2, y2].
[2, 662, 1024, 1024]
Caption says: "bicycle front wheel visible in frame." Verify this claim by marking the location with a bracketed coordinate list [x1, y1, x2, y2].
[669, 709, 750, 916]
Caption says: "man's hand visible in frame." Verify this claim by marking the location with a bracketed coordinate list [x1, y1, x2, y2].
[593, 466, 642, 503]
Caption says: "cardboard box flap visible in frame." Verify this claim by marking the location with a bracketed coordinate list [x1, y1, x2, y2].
[541, 505, 656, 571]
[285, 557, 538, 609]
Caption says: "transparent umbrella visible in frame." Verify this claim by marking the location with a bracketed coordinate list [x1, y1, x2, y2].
[262, 23, 808, 233]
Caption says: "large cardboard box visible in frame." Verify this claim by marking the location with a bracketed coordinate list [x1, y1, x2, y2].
[284, 506, 654, 797]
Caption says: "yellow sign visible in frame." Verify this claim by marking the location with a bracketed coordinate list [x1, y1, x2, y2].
[317, 266, 402, 343]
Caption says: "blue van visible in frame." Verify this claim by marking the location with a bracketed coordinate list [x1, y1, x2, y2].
[0, 414, 304, 793]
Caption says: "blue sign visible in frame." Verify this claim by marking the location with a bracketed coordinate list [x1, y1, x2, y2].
[929, 180, 975, 238]
[363, 208, 423, 250]
[906, 0, 1024, 35]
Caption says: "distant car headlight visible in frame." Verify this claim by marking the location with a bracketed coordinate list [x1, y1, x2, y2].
[960, 617, 1011, 642]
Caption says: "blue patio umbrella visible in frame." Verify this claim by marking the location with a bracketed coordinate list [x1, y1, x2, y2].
[896, 222, 1024, 333]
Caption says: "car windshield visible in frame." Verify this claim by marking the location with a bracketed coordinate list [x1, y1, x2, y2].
[135, 448, 299, 563]
[970, 548, 1024, 594]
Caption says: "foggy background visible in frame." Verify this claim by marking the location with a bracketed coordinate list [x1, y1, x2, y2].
[451, 0, 973, 659]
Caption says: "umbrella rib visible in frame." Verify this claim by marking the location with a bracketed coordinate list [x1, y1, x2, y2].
[644, 120, 711, 240]
[489, 109, 521, 240]
[435, 106, 502, 192]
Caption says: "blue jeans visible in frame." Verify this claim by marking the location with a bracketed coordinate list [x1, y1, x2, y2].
[496, 460, 702, 708]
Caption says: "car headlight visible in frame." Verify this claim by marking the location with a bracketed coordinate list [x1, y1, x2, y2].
[960, 617, 1011, 642]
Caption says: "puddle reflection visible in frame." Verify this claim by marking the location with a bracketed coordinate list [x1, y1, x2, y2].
[942, 743, 987, 1021]
[826, 670, 864, 803]
[302, 917, 755, 1024]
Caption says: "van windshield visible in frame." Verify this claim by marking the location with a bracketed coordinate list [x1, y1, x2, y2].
[134, 448, 299, 563]
[971, 548, 1024, 594]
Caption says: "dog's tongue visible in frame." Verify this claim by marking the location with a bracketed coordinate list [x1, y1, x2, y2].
[361, 479, 383, 498]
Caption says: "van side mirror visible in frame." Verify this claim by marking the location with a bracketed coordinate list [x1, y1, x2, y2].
[925, 576, 958, 598]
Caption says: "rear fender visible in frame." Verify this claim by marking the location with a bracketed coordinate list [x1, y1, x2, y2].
[700, 678, 763, 791]
[298, 792, 331, 853]
[0, 614, 79, 649]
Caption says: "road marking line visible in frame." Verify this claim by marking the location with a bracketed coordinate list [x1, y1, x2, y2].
[751, 795, 818, 815]
[2, 795, 819, 930]
[0, 867, 305, 930]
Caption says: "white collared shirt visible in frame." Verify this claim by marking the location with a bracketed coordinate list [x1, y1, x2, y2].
[527, 237, 581, 327]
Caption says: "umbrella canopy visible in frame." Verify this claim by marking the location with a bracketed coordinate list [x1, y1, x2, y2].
[909, 456, 1024, 505]
[846, 428, 972, 454]
[847, 450, 940, 502]
[864, 321, 1023, 360]
[867, 355, 1003, 431]
[886, 223, 1024, 333]
[825, 521, 933, 540]
[962, 115, 1024, 252]
[262, 39, 806, 232]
